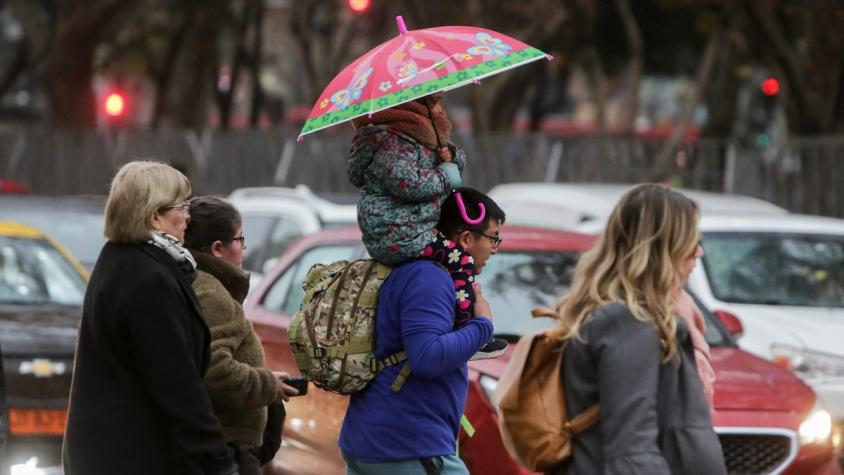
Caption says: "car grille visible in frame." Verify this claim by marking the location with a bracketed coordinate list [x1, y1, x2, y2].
[719, 432, 793, 475]
[3, 356, 73, 404]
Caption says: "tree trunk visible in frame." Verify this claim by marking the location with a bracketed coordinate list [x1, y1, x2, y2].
[151, 3, 192, 128]
[215, 1, 253, 130]
[0, 37, 30, 101]
[167, 1, 226, 129]
[654, 23, 722, 169]
[248, 0, 265, 127]
[615, 0, 643, 134]
[579, 0, 607, 130]
[42, 0, 125, 127]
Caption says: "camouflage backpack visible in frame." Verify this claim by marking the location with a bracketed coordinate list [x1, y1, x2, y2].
[287, 259, 411, 395]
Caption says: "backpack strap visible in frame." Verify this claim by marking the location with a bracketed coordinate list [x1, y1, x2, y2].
[390, 361, 412, 393]
[364, 350, 411, 392]
[565, 404, 600, 435]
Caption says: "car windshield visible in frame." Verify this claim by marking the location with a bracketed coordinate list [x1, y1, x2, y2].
[477, 250, 730, 347]
[701, 233, 844, 308]
[0, 210, 104, 267]
[0, 236, 86, 306]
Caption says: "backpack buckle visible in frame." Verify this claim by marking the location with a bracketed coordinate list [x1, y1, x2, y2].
[311, 347, 327, 358]
[369, 358, 379, 372]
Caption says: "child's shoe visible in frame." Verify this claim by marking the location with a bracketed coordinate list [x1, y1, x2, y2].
[470, 338, 509, 360]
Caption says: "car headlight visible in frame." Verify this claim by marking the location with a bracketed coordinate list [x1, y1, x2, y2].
[799, 400, 833, 446]
[771, 344, 844, 379]
[478, 374, 499, 406]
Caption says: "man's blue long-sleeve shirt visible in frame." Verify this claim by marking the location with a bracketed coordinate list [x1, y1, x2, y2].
[338, 260, 494, 462]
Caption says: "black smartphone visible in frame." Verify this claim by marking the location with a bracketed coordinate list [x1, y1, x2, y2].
[282, 376, 308, 396]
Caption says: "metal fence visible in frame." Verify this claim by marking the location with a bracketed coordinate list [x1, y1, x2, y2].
[1, 127, 843, 218]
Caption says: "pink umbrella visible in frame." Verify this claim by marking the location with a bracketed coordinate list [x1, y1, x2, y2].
[299, 15, 551, 141]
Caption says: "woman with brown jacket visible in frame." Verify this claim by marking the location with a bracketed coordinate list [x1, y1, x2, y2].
[184, 196, 299, 474]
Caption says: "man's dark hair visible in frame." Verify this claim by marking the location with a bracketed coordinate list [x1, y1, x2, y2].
[437, 187, 505, 240]
[184, 195, 241, 251]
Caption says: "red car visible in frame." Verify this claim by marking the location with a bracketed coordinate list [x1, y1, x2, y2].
[245, 226, 842, 475]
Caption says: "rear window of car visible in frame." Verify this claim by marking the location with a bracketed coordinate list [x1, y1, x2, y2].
[479, 250, 731, 347]
[701, 232, 844, 308]
[477, 251, 579, 337]
[261, 244, 360, 315]
[0, 236, 86, 306]
[0, 211, 104, 267]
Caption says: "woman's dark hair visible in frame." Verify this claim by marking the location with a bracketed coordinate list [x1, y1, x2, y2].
[184, 196, 241, 251]
[437, 187, 505, 239]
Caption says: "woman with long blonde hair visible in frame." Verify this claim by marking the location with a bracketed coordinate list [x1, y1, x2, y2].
[554, 184, 726, 474]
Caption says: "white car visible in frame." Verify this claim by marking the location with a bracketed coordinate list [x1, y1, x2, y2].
[489, 182, 844, 435]
[228, 185, 357, 276]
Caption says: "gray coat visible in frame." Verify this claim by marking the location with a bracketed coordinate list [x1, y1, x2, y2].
[555, 302, 727, 475]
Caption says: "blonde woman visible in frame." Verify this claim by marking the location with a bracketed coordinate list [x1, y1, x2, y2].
[63, 161, 237, 475]
[554, 184, 726, 475]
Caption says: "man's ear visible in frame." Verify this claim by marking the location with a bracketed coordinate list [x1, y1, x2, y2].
[455, 230, 474, 251]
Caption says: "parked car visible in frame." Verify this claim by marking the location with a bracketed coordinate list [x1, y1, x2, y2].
[489, 182, 844, 458]
[0, 221, 88, 475]
[228, 185, 357, 277]
[245, 225, 841, 475]
[488, 182, 788, 230]
[0, 195, 106, 272]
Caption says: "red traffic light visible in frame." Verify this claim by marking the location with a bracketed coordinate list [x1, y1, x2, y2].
[348, 0, 370, 12]
[104, 92, 126, 118]
[761, 77, 780, 97]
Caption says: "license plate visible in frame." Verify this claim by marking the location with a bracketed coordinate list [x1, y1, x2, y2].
[9, 408, 67, 435]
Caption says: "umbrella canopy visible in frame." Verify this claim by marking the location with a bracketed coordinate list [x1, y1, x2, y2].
[299, 16, 550, 139]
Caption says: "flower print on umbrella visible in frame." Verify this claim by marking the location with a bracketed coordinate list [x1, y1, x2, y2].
[299, 17, 550, 139]
[467, 32, 512, 58]
[330, 66, 374, 110]
[398, 61, 419, 81]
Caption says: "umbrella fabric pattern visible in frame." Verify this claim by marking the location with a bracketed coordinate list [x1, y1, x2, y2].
[299, 19, 549, 139]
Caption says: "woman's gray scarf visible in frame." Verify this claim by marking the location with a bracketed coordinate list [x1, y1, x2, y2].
[148, 232, 198, 281]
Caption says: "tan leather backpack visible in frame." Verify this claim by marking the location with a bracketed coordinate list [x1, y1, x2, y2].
[492, 308, 600, 472]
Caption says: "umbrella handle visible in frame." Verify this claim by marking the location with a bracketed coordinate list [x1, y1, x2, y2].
[396, 16, 408, 35]
[455, 191, 486, 226]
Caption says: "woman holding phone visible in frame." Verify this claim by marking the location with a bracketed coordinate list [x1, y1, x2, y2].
[184, 195, 300, 474]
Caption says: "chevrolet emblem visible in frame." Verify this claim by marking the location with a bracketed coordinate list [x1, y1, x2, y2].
[19, 359, 67, 378]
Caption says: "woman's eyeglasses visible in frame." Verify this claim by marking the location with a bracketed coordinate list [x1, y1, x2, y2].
[230, 235, 246, 246]
[159, 202, 190, 215]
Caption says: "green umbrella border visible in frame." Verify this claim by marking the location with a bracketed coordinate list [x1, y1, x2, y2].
[299, 46, 548, 138]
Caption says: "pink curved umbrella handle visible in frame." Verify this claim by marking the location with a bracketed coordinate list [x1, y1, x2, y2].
[396, 16, 408, 35]
[455, 191, 486, 226]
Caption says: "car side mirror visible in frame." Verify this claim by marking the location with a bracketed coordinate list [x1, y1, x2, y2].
[714, 310, 744, 338]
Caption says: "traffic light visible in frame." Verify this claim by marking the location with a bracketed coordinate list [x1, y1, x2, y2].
[761, 77, 780, 97]
[103, 91, 126, 119]
[348, 0, 370, 12]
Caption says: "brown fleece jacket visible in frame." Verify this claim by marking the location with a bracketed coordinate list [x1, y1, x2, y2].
[191, 251, 277, 446]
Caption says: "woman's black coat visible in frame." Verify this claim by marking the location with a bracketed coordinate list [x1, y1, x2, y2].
[63, 242, 236, 475]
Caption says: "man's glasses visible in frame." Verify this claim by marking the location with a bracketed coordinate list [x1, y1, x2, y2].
[473, 230, 502, 249]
